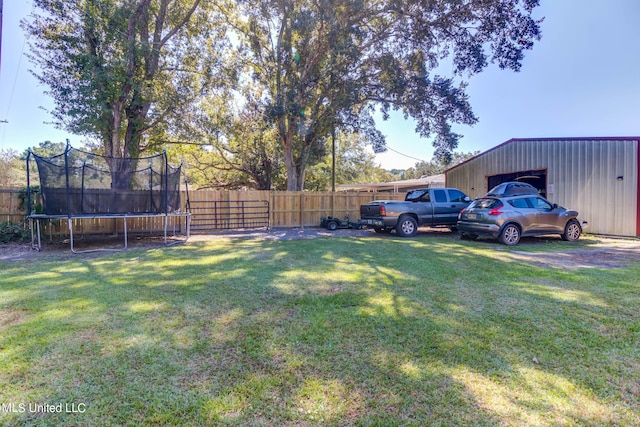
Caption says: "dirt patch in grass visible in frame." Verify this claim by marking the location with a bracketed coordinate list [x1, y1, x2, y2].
[0, 242, 35, 262]
[501, 239, 640, 269]
[0, 227, 372, 262]
[1, 227, 639, 270]
[0, 308, 29, 327]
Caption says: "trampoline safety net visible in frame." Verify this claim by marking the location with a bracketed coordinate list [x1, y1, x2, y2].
[28, 145, 182, 216]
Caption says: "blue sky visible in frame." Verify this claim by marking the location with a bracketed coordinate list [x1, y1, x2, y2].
[1, 0, 639, 169]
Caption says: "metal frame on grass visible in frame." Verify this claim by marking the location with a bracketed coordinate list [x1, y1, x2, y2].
[29, 213, 190, 254]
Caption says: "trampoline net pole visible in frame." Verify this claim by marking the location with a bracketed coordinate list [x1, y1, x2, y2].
[26, 149, 32, 215]
[65, 140, 71, 217]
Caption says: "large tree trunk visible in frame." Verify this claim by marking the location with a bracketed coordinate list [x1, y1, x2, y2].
[283, 140, 300, 191]
[104, 101, 135, 189]
[102, 0, 200, 189]
[282, 129, 312, 191]
[110, 158, 134, 190]
[281, 110, 321, 191]
[283, 154, 311, 191]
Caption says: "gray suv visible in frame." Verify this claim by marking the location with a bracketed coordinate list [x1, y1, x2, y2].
[457, 182, 583, 245]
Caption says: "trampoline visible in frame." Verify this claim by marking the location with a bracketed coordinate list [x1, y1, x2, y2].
[27, 143, 190, 253]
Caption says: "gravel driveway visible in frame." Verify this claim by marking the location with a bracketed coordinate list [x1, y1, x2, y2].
[2, 226, 639, 269]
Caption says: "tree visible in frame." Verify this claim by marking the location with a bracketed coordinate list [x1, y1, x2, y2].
[170, 98, 287, 190]
[403, 150, 481, 180]
[24, 0, 233, 188]
[222, 102, 286, 190]
[0, 149, 26, 188]
[305, 131, 393, 191]
[20, 141, 67, 159]
[0, 141, 85, 190]
[402, 161, 442, 181]
[172, 104, 392, 191]
[235, 0, 542, 190]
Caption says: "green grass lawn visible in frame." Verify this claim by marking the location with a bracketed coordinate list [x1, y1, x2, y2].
[1, 235, 639, 426]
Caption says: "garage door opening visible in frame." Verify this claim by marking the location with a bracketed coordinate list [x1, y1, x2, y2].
[487, 169, 547, 197]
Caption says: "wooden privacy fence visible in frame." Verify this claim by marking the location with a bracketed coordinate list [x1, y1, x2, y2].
[0, 188, 405, 235]
[0, 189, 25, 225]
[188, 190, 405, 230]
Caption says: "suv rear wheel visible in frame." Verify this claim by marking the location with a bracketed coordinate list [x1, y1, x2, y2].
[561, 219, 581, 242]
[499, 224, 521, 246]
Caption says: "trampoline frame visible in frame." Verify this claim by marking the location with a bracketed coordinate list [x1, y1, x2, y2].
[26, 142, 191, 254]
[29, 213, 190, 254]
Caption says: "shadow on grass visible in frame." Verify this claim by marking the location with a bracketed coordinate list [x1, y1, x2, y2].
[1, 236, 638, 425]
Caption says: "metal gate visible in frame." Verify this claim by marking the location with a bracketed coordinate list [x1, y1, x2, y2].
[188, 200, 270, 233]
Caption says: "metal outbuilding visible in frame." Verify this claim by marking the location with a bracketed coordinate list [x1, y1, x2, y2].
[445, 137, 640, 237]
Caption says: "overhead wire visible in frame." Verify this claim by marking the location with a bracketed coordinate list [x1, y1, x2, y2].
[1, 0, 35, 149]
[383, 144, 429, 164]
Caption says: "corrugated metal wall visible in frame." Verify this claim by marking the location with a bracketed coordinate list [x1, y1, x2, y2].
[446, 138, 639, 236]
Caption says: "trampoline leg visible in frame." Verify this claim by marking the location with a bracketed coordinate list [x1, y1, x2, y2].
[163, 214, 190, 246]
[69, 217, 128, 254]
[29, 218, 35, 250]
[123, 217, 128, 250]
[69, 219, 78, 254]
[37, 220, 42, 251]
[30, 218, 42, 252]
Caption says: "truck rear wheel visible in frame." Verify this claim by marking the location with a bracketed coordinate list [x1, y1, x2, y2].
[396, 215, 418, 237]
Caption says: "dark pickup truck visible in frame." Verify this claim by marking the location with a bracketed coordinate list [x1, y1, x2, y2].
[359, 188, 471, 237]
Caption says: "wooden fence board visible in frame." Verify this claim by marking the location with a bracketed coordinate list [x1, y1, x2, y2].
[0, 189, 24, 224]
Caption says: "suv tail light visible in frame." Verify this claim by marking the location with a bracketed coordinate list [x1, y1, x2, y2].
[380, 205, 387, 216]
[488, 206, 503, 216]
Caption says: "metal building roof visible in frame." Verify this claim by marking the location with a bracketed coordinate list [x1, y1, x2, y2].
[336, 174, 445, 192]
[445, 137, 640, 174]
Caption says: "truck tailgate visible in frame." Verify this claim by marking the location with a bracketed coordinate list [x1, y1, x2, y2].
[360, 203, 384, 218]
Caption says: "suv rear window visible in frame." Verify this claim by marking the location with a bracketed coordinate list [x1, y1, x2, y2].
[469, 198, 502, 209]
[487, 182, 538, 197]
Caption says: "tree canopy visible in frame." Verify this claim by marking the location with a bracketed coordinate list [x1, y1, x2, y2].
[403, 151, 481, 180]
[233, 0, 542, 189]
[0, 149, 26, 188]
[24, 0, 542, 190]
[24, 0, 234, 187]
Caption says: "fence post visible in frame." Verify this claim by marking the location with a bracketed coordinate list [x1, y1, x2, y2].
[9, 189, 14, 221]
[300, 192, 304, 228]
[332, 191, 335, 218]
